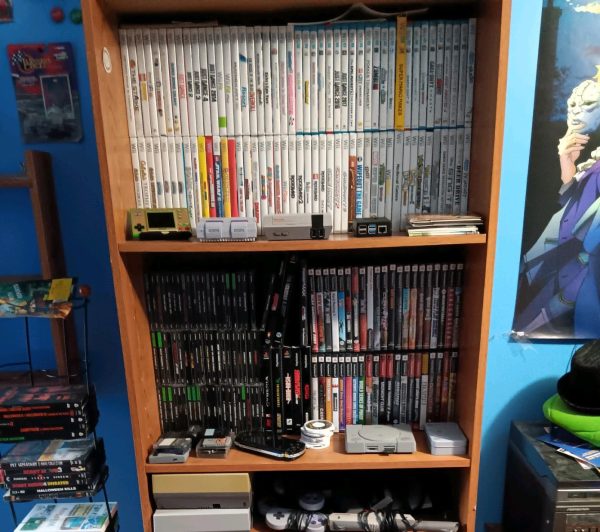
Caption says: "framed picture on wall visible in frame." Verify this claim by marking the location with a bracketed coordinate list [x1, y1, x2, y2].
[7, 43, 83, 143]
[513, 0, 600, 340]
[0, 0, 13, 23]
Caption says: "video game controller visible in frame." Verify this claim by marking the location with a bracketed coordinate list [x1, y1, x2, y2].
[265, 508, 292, 530]
[299, 491, 325, 512]
[305, 512, 328, 532]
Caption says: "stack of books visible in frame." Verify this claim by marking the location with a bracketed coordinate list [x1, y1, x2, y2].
[407, 213, 483, 236]
[0, 436, 107, 501]
[14, 502, 118, 532]
[0, 385, 98, 442]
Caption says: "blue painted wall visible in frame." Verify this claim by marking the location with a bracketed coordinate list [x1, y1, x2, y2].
[477, 0, 582, 529]
[0, 1, 142, 530]
[0, 0, 580, 530]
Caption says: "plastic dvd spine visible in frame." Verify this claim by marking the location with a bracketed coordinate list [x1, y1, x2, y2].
[302, 28, 311, 134]
[206, 28, 219, 135]
[239, 26, 251, 136]
[304, 136, 312, 214]
[319, 134, 327, 214]
[286, 26, 296, 134]
[190, 28, 203, 137]
[246, 27, 257, 136]
[296, 134, 305, 213]
[418, 21, 429, 129]
[138, 137, 150, 208]
[340, 26, 349, 132]
[309, 28, 319, 134]
[317, 28, 326, 134]
[262, 27, 273, 135]
[183, 28, 197, 138]
[130, 138, 143, 208]
[410, 23, 420, 130]
[120, 29, 137, 138]
[160, 136, 172, 208]
[197, 28, 211, 136]
[270, 26, 281, 136]
[281, 135, 289, 214]
[325, 28, 334, 133]
[145, 29, 161, 137]
[362, 132, 371, 219]
[258, 136, 268, 221]
[348, 26, 357, 132]
[333, 27, 342, 132]
[311, 135, 320, 213]
[378, 24, 389, 132]
[465, 19, 476, 128]
[355, 133, 364, 219]
[227, 26, 239, 136]
[153, 137, 166, 209]
[213, 28, 227, 135]
[294, 28, 304, 134]
[348, 132, 357, 228]
[371, 24, 381, 131]
[288, 135, 298, 214]
[278, 26, 288, 135]
[356, 26, 365, 132]
[369, 133, 379, 216]
[265, 135, 275, 215]
[387, 23, 396, 131]
[175, 28, 190, 137]
[273, 135, 282, 214]
[254, 28, 265, 135]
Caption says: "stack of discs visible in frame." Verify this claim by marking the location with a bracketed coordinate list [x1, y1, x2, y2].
[300, 420, 334, 449]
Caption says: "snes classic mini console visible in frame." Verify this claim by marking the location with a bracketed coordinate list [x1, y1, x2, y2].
[345, 424, 416, 454]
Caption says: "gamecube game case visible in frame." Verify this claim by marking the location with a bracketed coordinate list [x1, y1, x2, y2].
[8, 43, 82, 143]
[0, 279, 74, 318]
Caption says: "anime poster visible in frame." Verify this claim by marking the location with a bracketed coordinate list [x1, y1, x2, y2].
[513, 0, 600, 339]
[7, 43, 82, 143]
[0, 0, 13, 23]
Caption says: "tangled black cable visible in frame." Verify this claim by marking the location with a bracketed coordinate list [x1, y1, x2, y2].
[356, 510, 418, 532]
[286, 511, 315, 531]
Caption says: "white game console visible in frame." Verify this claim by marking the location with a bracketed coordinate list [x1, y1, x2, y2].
[345, 424, 416, 454]
[424, 422, 468, 456]
[153, 508, 251, 532]
[262, 213, 333, 240]
[328, 512, 459, 531]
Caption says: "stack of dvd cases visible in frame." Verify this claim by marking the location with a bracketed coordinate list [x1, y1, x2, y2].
[0, 436, 107, 501]
[0, 385, 98, 443]
[119, 17, 476, 233]
[305, 262, 462, 432]
[144, 270, 264, 432]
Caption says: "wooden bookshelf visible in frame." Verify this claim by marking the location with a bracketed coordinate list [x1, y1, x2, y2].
[81, 0, 510, 530]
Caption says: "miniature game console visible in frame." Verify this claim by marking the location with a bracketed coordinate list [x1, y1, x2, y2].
[152, 473, 251, 510]
[262, 213, 332, 240]
[344, 424, 416, 454]
[153, 508, 251, 532]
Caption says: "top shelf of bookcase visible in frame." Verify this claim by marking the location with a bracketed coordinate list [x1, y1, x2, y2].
[105, 0, 477, 16]
[117, 233, 486, 253]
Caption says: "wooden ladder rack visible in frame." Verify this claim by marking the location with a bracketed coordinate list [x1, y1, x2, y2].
[0, 151, 79, 383]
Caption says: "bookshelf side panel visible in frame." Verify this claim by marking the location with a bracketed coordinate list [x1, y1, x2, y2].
[82, 1, 157, 530]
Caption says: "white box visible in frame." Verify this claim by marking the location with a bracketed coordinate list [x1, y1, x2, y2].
[425, 422, 467, 456]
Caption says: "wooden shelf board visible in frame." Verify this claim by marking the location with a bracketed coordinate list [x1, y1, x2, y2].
[119, 233, 486, 253]
[145, 432, 470, 474]
[107, 0, 477, 16]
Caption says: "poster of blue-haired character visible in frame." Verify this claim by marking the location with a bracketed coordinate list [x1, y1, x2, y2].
[513, 0, 600, 339]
